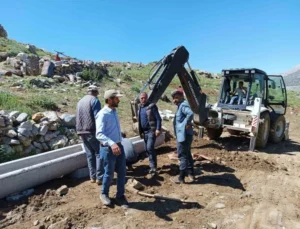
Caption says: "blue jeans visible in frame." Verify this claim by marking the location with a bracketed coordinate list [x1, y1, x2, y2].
[80, 134, 102, 180]
[100, 143, 126, 198]
[143, 131, 157, 169]
[177, 134, 194, 175]
[230, 95, 243, 105]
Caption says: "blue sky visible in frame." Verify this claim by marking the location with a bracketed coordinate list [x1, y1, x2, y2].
[1, 0, 300, 74]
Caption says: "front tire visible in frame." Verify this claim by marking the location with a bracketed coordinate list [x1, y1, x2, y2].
[269, 115, 286, 143]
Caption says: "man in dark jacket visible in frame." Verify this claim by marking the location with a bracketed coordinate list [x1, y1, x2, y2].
[138, 92, 162, 175]
[170, 90, 195, 184]
[76, 85, 102, 184]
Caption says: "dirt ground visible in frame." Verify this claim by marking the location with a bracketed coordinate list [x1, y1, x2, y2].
[1, 108, 300, 229]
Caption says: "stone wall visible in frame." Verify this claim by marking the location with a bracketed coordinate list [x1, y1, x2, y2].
[0, 110, 79, 162]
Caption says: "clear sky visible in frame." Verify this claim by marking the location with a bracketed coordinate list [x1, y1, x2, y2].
[1, 0, 300, 74]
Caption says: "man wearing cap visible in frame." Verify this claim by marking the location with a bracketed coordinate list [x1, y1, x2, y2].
[76, 85, 102, 184]
[170, 90, 195, 184]
[96, 89, 128, 208]
[138, 92, 162, 176]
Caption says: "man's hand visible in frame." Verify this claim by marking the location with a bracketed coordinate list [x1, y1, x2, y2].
[111, 143, 121, 155]
[186, 125, 192, 130]
[155, 130, 161, 136]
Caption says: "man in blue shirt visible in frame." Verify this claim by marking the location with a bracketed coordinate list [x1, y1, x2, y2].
[76, 85, 102, 184]
[96, 89, 128, 208]
[170, 90, 195, 184]
[138, 92, 162, 176]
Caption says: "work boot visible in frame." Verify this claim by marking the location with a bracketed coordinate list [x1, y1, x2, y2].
[90, 179, 96, 183]
[187, 174, 195, 182]
[100, 194, 111, 206]
[148, 168, 157, 177]
[96, 179, 102, 185]
[187, 168, 195, 182]
[115, 195, 129, 209]
[170, 170, 185, 184]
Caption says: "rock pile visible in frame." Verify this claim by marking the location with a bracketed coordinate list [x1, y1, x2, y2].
[0, 24, 7, 38]
[2, 53, 109, 80]
[0, 110, 79, 160]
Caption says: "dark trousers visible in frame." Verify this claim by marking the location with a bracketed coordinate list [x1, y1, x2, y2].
[177, 134, 194, 176]
[100, 143, 126, 198]
[143, 131, 157, 169]
[80, 134, 102, 180]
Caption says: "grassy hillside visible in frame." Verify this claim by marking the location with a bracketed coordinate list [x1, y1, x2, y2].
[0, 37, 53, 57]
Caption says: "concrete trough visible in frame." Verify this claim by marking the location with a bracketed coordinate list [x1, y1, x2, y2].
[0, 144, 86, 199]
[0, 134, 165, 199]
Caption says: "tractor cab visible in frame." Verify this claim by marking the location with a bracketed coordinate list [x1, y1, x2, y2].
[217, 68, 287, 114]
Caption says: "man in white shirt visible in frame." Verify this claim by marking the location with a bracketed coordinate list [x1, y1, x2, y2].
[229, 81, 247, 105]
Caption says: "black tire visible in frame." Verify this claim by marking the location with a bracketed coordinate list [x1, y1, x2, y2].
[255, 112, 270, 149]
[269, 115, 286, 143]
[206, 128, 223, 140]
[227, 129, 241, 136]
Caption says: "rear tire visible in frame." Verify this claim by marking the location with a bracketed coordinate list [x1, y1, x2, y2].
[227, 129, 241, 136]
[255, 112, 270, 149]
[269, 115, 286, 143]
[206, 128, 223, 140]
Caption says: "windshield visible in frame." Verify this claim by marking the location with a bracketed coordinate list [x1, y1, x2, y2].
[218, 73, 265, 107]
[219, 75, 250, 105]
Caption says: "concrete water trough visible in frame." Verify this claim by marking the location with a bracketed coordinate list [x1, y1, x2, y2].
[0, 134, 165, 199]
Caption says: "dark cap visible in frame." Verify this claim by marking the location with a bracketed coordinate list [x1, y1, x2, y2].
[171, 90, 184, 98]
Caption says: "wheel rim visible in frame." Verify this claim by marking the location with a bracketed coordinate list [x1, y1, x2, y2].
[275, 120, 284, 138]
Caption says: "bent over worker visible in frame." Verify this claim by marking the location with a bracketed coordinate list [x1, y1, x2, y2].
[170, 90, 195, 184]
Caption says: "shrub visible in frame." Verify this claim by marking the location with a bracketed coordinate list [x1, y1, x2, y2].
[26, 95, 58, 111]
[79, 68, 107, 82]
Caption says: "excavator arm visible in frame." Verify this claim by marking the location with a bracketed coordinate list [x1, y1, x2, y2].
[131, 45, 208, 130]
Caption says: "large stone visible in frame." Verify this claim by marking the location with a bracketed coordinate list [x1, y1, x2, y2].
[0, 116, 5, 127]
[32, 112, 44, 122]
[41, 60, 55, 77]
[56, 185, 68, 196]
[25, 55, 40, 76]
[42, 143, 49, 151]
[33, 141, 43, 150]
[3, 137, 20, 145]
[53, 75, 65, 83]
[16, 113, 28, 123]
[0, 52, 8, 62]
[0, 69, 12, 76]
[39, 125, 48, 136]
[17, 127, 32, 137]
[16, 52, 28, 62]
[19, 121, 33, 131]
[48, 135, 68, 149]
[17, 133, 32, 146]
[61, 114, 76, 128]
[44, 132, 58, 142]
[6, 129, 17, 138]
[31, 124, 39, 136]
[48, 122, 58, 131]
[43, 111, 61, 123]
[9, 111, 21, 119]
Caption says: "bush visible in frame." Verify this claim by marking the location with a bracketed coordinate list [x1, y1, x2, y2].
[26, 95, 58, 111]
[79, 68, 107, 82]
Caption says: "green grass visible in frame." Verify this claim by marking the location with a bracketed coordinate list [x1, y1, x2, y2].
[0, 37, 52, 57]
